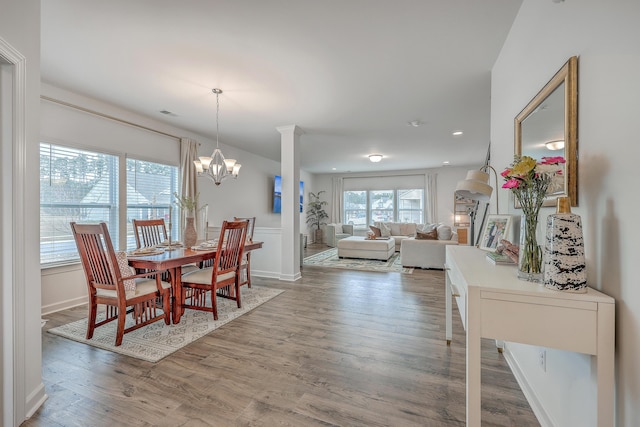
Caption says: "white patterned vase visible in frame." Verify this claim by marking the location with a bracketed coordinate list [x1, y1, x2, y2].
[543, 197, 587, 293]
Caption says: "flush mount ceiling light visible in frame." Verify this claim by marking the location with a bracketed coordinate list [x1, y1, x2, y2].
[194, 89, 241, 186]
[452, 130, 464, 136]
[368, 154, 383, 163]
[545, 140, 565, 150]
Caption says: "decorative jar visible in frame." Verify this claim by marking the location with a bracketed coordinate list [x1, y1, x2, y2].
[543, 197, 587, 292]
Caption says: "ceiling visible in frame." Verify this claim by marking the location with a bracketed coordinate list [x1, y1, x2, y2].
[40, 0, 522, 174]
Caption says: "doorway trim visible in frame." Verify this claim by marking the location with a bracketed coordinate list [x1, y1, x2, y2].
[1, 36, 28, 427]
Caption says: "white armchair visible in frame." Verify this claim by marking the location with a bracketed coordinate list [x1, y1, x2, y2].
[323, 223, 354, 247]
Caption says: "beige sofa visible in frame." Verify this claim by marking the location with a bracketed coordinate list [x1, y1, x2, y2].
[400, 237, 458, 269]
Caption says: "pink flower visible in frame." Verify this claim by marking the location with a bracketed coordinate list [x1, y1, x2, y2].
[500, 168, 511, 177]
[502, 179, 520, 189]
[541, 156, 566, 165]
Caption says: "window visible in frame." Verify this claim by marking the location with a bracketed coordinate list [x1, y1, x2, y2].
[370, 190, 394, 223]
[40, 144, 180, 266]
[344, 191, 367, 226]
[40, 143, 119, 265]
[126, 158, 179, 248]
[397, 189, 424, 223]
[343, 189, 425, 226]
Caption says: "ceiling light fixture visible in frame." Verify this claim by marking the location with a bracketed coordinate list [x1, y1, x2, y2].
[369, 154, 383, 163]
[452, 130, 464, 136]
[194, 89, 241, 186]
[545, 140, 565, 151]
[407, 120, 424, 127]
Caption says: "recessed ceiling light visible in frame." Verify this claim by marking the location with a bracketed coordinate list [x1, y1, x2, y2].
[443, 161, 451, 166]
[407, 120, 424, 127]
[160, 110, 178, 117]
[332, 167, 337, 170]
[368, 154, 383, 163]
[452, 130, 463, 136]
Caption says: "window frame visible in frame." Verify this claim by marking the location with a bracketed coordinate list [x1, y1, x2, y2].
[39, 142, 179, 267]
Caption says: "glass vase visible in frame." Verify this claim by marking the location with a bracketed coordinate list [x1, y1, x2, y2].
[518, 213, 543, 283]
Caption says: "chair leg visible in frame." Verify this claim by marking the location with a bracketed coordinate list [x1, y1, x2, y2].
[235, 280, 242, 309]
[115, 309, 126, 347]
[211, 287, 219, 321]
[86, 300, 97, 340]
[162, 290, 171, 325]
[246, 256, 252, 288]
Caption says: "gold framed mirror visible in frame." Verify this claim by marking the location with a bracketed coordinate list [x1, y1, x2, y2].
[515, 56, 578, 207]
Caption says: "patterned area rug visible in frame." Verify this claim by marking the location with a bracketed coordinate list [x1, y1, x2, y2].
[48, 286, 284, 362]
[303, 248, 413, 274]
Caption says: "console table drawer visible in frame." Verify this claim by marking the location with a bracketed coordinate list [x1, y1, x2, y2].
[480, 298, 598, 354]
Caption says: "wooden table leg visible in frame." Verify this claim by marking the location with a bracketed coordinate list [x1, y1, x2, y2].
[169, 266, 184, 324]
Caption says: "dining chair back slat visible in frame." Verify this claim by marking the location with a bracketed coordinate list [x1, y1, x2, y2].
[132, 219, 168, 248]
[234, 216, 256, 288]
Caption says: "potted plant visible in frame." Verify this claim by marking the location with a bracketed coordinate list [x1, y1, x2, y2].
[306, 191, 329, 243]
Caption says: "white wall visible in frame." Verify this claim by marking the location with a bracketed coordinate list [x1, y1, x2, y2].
[491, 1, 640, 426]
[0, 0, 44, 424]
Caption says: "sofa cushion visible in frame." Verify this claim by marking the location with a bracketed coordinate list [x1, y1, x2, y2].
[369, 225, 382, 237]
[399, 223, 417, 236]
[437, 225, 453, 240]
[379, 222, 391, 237]
[333, 223, 343, 233]
[416, 229, 437, 240]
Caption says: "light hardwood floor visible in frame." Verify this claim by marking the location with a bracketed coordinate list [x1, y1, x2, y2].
[25, 244, 539, 426]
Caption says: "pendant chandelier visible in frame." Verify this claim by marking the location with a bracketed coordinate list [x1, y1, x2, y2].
[194, 88, 241, 186]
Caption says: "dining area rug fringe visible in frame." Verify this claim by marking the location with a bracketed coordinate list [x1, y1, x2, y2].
[47, 286, 284, 363]
[303, 248, 413, 274]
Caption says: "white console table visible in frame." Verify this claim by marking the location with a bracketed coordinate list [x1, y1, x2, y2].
[445, 245, 615, 427]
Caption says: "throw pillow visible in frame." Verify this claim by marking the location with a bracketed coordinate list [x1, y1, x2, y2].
[379, 222, 391, 237]
[333, 223, 343, 234]
[416, 229, 438, 240]
[114, 251, 137, 293]
[369, 225, 382, 237]
[417, 223, 438, 233]
[437, 225, 453, 240]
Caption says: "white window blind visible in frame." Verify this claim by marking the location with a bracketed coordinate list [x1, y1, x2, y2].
[40, 143, 119, 265]
[125, 157, 179, 247]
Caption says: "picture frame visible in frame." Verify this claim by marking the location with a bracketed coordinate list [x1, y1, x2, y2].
[479, 215, 513, 252]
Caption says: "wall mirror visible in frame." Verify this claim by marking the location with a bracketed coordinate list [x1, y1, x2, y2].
[515, 56, 578, 207]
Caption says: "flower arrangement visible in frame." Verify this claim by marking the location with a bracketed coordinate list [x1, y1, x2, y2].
[501, 156, 565, 281]
[173, 192, 202, 217]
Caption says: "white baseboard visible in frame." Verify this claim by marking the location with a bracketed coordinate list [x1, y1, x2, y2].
[252, 270, 281, 279]
[503, 344, 555, 427]
[278, 272, 302, 282]
[25, 382, 47, 419]
[41, 296, 86, 316]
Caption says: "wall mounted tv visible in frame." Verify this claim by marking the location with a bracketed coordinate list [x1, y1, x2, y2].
[273, 175, 303, 213]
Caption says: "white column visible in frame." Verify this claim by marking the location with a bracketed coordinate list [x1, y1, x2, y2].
[277, 125, 303, 281]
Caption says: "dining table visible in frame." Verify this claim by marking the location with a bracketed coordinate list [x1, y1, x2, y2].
[127, 241, 263, 324]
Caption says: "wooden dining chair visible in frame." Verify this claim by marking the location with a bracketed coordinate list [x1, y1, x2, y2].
[132, 218, 168, 248]
[71, 222, 171, 346]
[234, 216, 256, 288]
[180, 220, 248, 320]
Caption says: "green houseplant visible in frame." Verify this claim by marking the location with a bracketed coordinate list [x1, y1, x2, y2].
[306, 191, 329, 243]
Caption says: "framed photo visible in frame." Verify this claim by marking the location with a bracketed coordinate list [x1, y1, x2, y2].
[479, 215, 513, 252]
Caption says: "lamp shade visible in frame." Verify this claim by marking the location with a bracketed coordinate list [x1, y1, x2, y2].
[455, 170, 493, 202]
